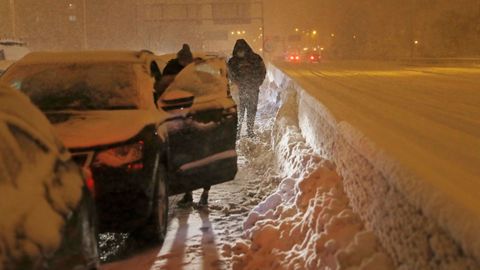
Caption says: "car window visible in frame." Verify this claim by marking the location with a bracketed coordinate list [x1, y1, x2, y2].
[2, 63, 138, 110]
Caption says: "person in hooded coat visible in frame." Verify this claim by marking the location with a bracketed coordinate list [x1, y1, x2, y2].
[228, 39, 266, 137]
[160, 44, 211, 207]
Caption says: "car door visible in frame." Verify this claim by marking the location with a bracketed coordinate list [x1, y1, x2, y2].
[160, 58, 238, 195]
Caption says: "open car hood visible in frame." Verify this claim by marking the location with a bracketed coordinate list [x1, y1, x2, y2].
[48, 110, 168, 149]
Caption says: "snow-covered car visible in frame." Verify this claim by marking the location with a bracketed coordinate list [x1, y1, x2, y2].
[0, 60, 14, 76]
[0, 83, 98, 269]
[0, 50, 238, 243]
[152, 52, 238, 194]
[0, 39, 30, 61]
[0, 39, 29, 76]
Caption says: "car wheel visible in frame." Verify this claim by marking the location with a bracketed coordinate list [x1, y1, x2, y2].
[49, 188, 100, 269]
[82, 190, 100, 269]
[131, 162, 168, 244]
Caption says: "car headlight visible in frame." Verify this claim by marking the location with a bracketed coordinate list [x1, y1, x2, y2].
[93, 141, 144, 167]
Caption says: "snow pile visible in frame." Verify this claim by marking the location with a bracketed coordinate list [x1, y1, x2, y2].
[267, 63, 480, 269]
[228, 84, 393, 269]
[0, 85, 84, 267]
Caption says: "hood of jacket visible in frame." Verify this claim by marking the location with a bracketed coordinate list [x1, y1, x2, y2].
[232, 39, 253, 56]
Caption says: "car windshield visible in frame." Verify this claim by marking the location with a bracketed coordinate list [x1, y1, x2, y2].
[2, 63, 138, 111]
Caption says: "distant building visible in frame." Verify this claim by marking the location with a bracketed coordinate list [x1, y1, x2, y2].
[0, 0, 264, 54]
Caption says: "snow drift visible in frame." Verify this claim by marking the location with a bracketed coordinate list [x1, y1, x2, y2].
[234, 63, 479, 269]
[228, 79, 393, 269]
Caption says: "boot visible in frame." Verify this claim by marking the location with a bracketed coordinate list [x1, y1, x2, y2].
[177, 191, 193, 206]
[198, 190, 209, 206]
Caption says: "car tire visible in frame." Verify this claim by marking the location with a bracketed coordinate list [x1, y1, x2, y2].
[82, 190, 100, 269]
[131, 161, 168, 244]
[49, 188, 100, 269]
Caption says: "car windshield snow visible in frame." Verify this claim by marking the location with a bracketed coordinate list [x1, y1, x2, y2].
[2, 63, 138, 111]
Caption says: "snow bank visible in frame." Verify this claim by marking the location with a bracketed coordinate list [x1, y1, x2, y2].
[228, 79, 393, 269]
[0, 85, 84, 267]
[263, 64, 479, 269]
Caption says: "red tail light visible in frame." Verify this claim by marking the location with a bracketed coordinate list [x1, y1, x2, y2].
[127, 162, 144, 171]
[83, 167, 95, 197]
[310, 56, 314, 60]
[295, 56, 300, 60]
[289, 56, 294, 60]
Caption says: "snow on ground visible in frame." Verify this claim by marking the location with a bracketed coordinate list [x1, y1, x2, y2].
[101, 86, 283, 270]
[102, 60, 480, 269]
[102, 68, 394, 270]
[226, 77, 393, 270]
[270, 61, 480, 269]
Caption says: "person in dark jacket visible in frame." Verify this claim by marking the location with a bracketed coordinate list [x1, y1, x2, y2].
[154, 44, 194, 99]
[228, 39, 266, 137]
[161, 44, 211, 207]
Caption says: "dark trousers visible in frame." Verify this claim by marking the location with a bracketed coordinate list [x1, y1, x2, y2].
[238, 85, 260, 136]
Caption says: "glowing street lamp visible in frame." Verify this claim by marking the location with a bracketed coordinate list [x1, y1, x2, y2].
[414, 40, 419, 45]
[330, 33, 335, 37]
[312, 30, 317, 35]
[295, 28, 299, 32]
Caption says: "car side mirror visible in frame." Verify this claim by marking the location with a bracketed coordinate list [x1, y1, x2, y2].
[158, 89, 194, 111]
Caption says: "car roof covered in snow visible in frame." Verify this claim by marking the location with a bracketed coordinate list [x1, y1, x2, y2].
[15, 50, 154, 65]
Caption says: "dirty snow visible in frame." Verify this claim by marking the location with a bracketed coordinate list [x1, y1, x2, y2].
[101, 85, 282, 270]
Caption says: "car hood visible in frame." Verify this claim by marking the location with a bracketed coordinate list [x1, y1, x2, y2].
[47, 110, 168, 149]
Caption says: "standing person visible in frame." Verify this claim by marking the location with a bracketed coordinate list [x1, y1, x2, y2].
[228, 39, 266, 138]
[162, 44, 211, 207]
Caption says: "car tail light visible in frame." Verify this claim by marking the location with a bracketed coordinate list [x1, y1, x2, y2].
[295, 56, 300, 60]
[83, 167, 95, 197]
[289, 56, 294, 60]
[93, 141, 144, 168]
[310, 56, 315, 60]
[127, 162, 144, 171]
